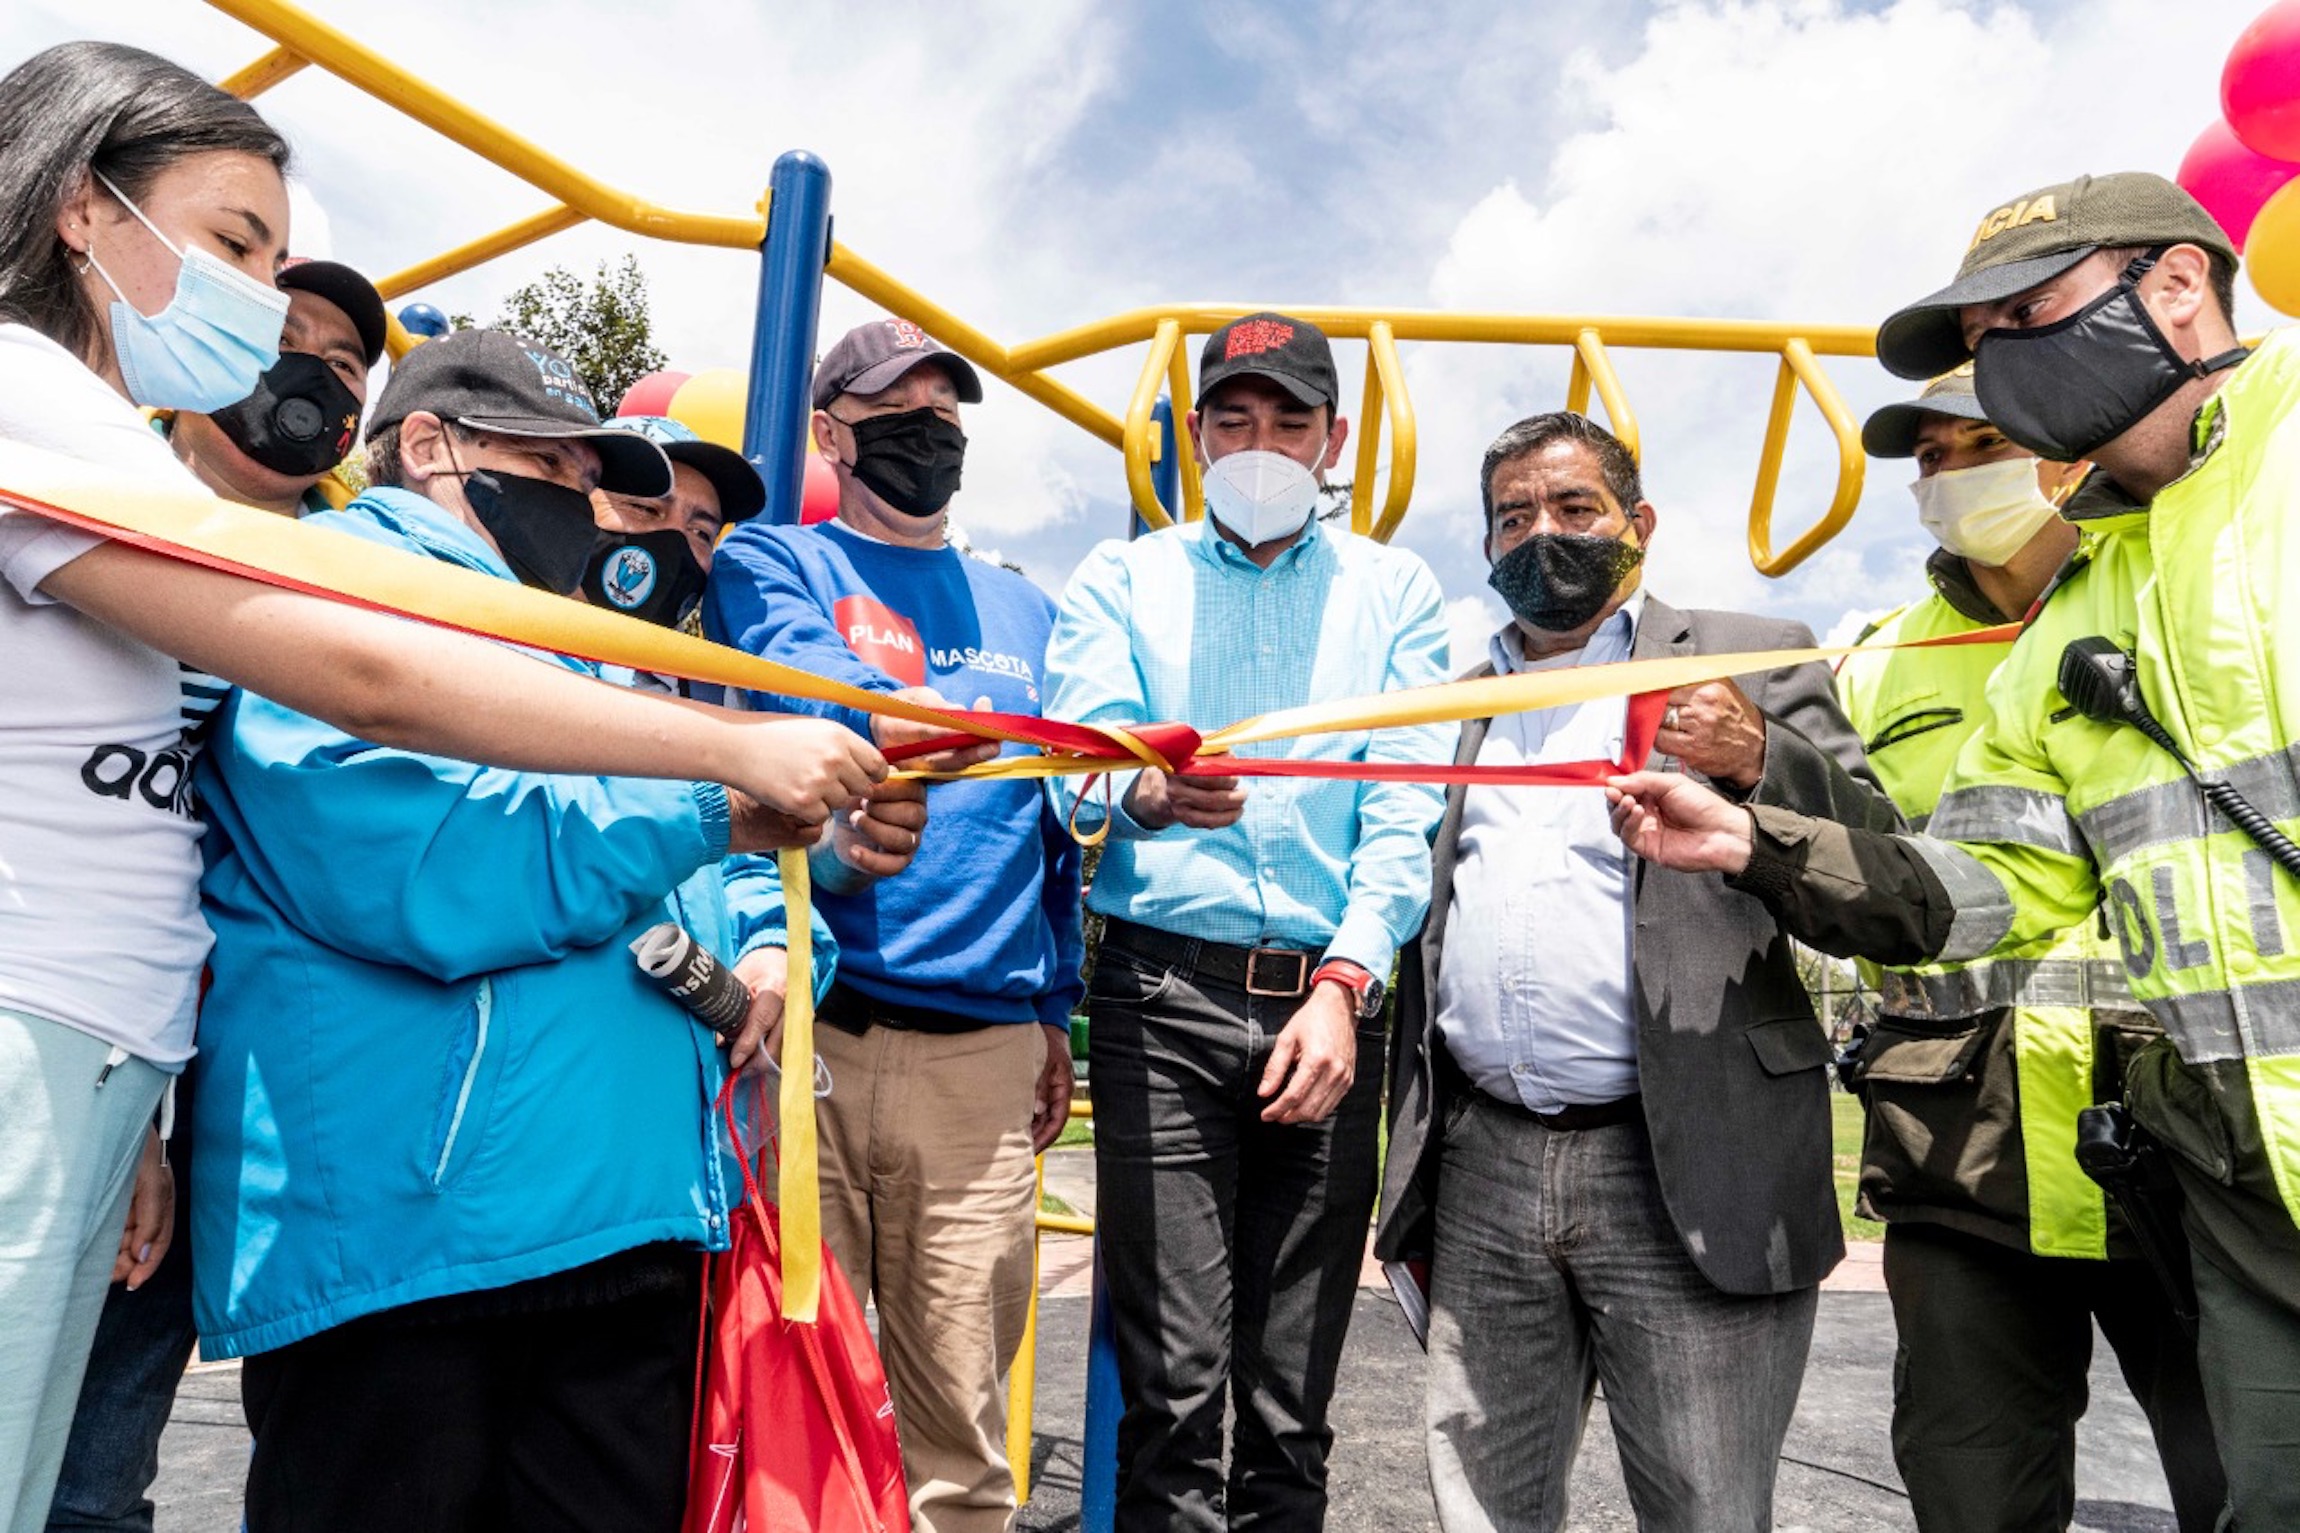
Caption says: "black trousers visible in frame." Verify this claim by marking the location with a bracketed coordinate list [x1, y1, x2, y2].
[1088, 940, 1384, 1533]
[239, 1262, 701, 1533]
[1883, 1222, 2226, 1533]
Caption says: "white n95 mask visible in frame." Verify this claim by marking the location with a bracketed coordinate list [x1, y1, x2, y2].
[1201, 449, 1321, 547]
[1908, 457, 2060, 567]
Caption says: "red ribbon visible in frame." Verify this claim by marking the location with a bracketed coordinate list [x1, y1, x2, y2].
[886, 689, 1670, 787]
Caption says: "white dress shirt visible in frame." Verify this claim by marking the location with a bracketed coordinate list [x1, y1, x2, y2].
[1435, 593, 1645, 1112]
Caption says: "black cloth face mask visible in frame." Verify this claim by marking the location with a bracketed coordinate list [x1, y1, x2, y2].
[1973, 248, 2250, 463]
[207, 351, 363, 479]
[841, 407, 967, 517]
[459, 465, 604, 596]
[581, 528, 705, 629]
[1487, 531, 1645, 634]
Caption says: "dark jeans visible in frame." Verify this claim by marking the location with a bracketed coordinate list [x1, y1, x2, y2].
[1088, 942, 1383, 1533]
[2190, 1239, 2300, 1533]
[48, 1091, 198, 1533]
[1882, 1222, 2226, 1533]
[1425, 1093, 1817, 1533]
[238, 1267, 701, 1533]
[2125, 1037, 2300, 1530]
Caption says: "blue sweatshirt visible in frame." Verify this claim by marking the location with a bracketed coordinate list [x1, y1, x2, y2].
[705, 520, 1084, 1028]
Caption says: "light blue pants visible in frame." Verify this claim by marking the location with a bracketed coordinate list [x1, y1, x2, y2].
[0, 1008, 167, 1532]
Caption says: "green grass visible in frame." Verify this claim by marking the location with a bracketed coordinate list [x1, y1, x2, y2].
[1833, 1092, 1887, 1244]
[1038, 1113, 1094, 1216]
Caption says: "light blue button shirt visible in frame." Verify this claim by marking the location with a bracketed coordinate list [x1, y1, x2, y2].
[1435, 595, 1645, 1112]
[1043, 516, 1451, 976]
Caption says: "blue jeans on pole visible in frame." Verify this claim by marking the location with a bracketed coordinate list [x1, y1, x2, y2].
[1424, 1092, 1818, 1533]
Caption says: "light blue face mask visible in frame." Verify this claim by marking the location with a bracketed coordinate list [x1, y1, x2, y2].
[83, 170, 287, 412]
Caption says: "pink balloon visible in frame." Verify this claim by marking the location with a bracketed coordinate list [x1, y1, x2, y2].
[616, 370, 689, 419]
[800, 451, 839, 524]
[2225, 0, 2300, 162]
[2178, 119, 2300, 251]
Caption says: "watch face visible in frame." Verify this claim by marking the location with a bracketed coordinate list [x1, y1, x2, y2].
[1361, 979, 1387, 1019]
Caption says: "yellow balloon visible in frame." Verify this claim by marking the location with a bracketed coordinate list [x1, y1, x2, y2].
[665, 369, 749, 450]
[2246, 175, 2300, 317]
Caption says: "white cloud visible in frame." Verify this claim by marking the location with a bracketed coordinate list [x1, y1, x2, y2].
[1435, 592, 1508, 675]
[0, 0, 1122, 576]
[1444, 592, 1507, 674]
[1386, 0, 2258, 632]
[1821, 604, 1896, 649]
[1, 0, 2266, 622]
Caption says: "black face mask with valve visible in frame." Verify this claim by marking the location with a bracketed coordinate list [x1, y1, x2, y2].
[1973, 248, 2251, 463]
[207, 351, 363, 479]
[581, 528, 706, 629]
[460, 466, 604, 596]
[843, 407, 967, 516]
[1487, 531, 1645, 634]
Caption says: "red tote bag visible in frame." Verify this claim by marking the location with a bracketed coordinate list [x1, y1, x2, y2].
[686, 1078, 909, 1533]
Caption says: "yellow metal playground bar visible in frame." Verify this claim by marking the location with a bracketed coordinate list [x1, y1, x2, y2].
[203, 0, 1888, 1500]
[208, 0, 1883, 580]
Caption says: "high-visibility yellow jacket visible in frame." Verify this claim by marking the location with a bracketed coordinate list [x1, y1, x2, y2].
[1912, 331, 2300, 1232]
[1838, 562, 2135, 1258]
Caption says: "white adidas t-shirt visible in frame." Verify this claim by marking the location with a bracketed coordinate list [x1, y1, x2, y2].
[0, 323, 221, 1065]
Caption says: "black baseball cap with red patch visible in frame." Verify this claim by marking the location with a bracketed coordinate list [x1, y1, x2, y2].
[1198, 312, 1338, 410]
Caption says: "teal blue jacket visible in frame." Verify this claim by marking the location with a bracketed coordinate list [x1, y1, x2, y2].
[189, 487, 830, 1358]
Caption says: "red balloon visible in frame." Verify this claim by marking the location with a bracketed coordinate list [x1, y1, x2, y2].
[616, 370, 689, 419]
[2178, 119, 2300, 250]
[800, 451, 839, 524]
[2225, 0, 2300, 162]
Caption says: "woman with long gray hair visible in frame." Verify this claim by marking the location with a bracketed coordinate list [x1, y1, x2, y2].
[0, 41, 881, 1523]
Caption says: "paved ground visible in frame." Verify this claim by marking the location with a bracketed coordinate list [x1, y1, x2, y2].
[153, 1148, 2188, 1531]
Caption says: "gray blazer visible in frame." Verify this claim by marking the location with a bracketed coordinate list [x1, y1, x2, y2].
[1373, 597, 1903, 1296]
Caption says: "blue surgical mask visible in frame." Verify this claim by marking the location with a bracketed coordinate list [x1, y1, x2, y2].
[83, 170, 287, 412]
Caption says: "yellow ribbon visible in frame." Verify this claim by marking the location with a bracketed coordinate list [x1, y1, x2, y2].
[775, 847, 820, 1323]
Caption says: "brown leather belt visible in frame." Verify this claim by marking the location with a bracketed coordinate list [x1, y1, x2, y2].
[1100, 918, 1317, 998]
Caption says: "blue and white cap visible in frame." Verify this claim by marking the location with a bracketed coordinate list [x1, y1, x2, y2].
[603, 415, 767, 521]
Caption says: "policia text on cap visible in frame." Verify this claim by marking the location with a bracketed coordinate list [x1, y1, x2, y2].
[1608, 171, 2300, 1531]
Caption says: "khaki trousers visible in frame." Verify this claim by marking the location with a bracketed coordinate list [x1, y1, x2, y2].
[813, 1019, 1043, 1533]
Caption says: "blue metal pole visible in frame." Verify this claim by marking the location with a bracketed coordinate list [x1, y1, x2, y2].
[1081, 1240, 1122, 1532]
[743, 150, 834, 525]
[1142, 395, 1178, 540]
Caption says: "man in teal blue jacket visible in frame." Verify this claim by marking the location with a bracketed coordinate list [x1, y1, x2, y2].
[189, 330, 885, 1533]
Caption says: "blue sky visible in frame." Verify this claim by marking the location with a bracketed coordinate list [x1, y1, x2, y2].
[4, 0, 2267, 664]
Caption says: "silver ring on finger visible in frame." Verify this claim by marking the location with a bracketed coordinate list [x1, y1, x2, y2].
[1664, 705, 1681, 730]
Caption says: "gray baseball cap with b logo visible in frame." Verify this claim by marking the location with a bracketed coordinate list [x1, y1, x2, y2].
[811, 319, 985, 410]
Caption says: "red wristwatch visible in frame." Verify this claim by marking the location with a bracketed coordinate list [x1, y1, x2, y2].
[1311, 959, 1385, 1020]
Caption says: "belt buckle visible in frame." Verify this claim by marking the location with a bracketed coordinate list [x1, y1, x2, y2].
[1245, 947, 1308, 997]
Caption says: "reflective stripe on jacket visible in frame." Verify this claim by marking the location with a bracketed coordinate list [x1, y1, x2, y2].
[1923, 330, 2300, 1232]
[1839, 582, 2130, 1257]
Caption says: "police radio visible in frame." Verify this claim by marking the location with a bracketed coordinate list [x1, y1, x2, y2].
[2057, 637, 2300, 882]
